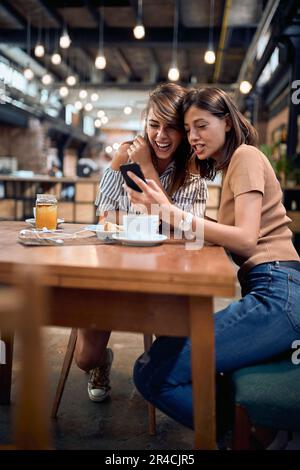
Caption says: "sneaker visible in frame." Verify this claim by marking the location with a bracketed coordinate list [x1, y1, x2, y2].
[88, 348, 114, 402]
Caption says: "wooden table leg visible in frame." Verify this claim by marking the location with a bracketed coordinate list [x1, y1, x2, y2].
[51, 327, 77, 419]
[189, 296, 216, 450]
[0, 329, 14, 405]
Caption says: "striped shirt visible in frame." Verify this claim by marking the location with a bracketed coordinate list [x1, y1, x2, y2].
[95, 161, 207, 217]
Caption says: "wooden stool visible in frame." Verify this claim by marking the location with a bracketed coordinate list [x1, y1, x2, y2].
[0, 267, 51, 449]
[51, 330, 156, 435]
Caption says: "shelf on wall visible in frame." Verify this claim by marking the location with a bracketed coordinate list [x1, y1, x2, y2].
[0, 175, 99, 224]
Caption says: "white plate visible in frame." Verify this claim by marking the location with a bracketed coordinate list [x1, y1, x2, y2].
[25, 218, 65, 227]
[84, 224, 123, 240]
[84, 224, 103, 232]
[112, 233, 167, 246]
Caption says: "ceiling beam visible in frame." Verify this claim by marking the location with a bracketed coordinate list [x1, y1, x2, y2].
[37, 0, 62, 27]
[83, 2, 122, 81]
[72, 48, 97, 78]
[0, 26, 256, 49]
[47, 0, 130, 6]
[84, 0, 105, 27]
[114, 48, 137, 79]
[39, 0, 130, 82]
[35, 0, 88, 82]
[148, 49, 161, 83]
[0, 0, 27, 28]
[51, 81, 237, 91]
[213, 0, 232, 83]
[185, 50, 194, 83]
[82, 48, 115, 82]
[129, 0, 138, 18]
[0, 0, 71, 82]
[150, 49, 161, 73]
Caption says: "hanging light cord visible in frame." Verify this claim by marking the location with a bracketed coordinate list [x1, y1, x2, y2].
[45, 26, 49, 67]
[209, 0, 215, 50]
[99, 7, 104, 54]
[27, 14, 31, 57]
[138, 0, 143, 23]
[37, 16, 41, 45]
[172, 0, 179, 66]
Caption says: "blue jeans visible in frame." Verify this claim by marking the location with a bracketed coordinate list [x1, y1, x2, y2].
[133, 262, 300, 430]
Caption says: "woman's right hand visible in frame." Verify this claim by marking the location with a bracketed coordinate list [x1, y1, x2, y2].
[110, 143, 130, 171]
[127, 136, 153, 169]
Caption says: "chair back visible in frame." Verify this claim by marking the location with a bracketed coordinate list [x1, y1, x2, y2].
[0, 266, 51, 449]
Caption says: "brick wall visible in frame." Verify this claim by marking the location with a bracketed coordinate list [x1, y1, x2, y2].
[265, 107, 289, 146]
[0, 118, 48, 173]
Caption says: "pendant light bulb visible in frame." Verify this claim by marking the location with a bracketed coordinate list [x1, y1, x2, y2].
[133, 24, 145, 39]
[60, 29, 71, 49]
[24, 67, 34, 80]
[51, 53, 61, 65]
[59, 86, 69, 98]
[240, 80, 252, 94]
[42, 73, 52, 85]
[34, 44, 45, 57]
[66, 75, 77, 86]
[168, 66, 180, 81]
[204, 50, 216, 64]
[95, 54, 106, 70]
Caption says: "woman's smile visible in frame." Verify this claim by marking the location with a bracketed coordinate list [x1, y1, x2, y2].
[155, 141, 172, 152]
[146, 107, 182, 161]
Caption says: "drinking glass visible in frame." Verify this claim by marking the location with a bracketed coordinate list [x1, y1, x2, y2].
[35, 194, 58, 230]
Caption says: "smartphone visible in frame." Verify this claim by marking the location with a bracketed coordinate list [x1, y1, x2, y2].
[120, 162, 147, 193]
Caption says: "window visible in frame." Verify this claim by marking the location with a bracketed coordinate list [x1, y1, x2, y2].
[257, 47, 279, 87]
[66, 104, 74, 126]
[83, 115, 95, 136]
[256, 31, 270, 61]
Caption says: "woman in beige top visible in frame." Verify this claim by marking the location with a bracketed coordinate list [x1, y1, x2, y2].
[126, 87, 300, 433]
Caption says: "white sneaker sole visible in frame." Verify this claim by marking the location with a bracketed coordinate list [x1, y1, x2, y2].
[88, 388, 111, 402]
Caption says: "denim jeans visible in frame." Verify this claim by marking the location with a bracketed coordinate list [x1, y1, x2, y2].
[133, 261, 300, 430]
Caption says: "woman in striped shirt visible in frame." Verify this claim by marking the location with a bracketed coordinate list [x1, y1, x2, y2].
[95, 83, 207, 221]
[74, 83, 208, 403]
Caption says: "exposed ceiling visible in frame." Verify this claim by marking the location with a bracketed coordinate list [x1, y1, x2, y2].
[0, 0, 264, 86]
[0, 0, 266, 130]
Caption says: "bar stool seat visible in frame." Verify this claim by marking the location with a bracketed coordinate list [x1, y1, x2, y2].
[232, 356, 300, 449]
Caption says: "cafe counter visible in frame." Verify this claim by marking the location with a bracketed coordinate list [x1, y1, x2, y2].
[0, 174, 100, 224]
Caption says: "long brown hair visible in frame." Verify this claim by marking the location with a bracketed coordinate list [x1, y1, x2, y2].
[144, 83, 191, 195]
[182, 87, 258, 179]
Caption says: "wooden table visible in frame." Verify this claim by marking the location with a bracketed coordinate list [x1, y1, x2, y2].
[0, 221, 235, 449]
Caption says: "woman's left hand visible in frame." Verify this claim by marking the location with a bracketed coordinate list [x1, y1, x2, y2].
[127, 136, 153, 169]
[124, 172, 171, 213]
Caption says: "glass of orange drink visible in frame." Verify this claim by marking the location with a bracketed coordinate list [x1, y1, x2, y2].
[35, 194, 58, 230]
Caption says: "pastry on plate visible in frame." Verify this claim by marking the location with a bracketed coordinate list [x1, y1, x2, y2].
[103, 221, 124, 232]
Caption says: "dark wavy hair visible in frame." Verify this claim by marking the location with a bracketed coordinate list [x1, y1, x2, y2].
[182, 87, 258, 180]
[144, 83, 192, 195]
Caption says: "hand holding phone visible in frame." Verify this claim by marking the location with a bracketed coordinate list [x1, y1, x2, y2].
[120, 162, 147, 193]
